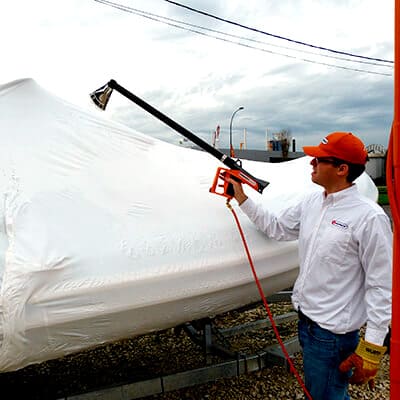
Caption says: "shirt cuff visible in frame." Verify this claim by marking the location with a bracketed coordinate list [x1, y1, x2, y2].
[239, 197, 253, 213]
[365, 325, 388, 346]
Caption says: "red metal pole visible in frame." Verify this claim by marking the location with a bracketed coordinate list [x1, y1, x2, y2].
[390, 0, 400, 398]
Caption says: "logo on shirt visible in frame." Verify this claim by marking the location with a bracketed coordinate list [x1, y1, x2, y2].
[331, 219, 349, 230]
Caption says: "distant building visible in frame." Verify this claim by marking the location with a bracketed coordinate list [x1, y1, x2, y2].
[366, 144, 387, 183]
[219, 148, 304, 163]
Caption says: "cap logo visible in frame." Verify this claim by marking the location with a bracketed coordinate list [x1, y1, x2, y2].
[321, 137, 328, 144]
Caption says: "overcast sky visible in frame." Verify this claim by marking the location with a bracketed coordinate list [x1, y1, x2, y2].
[1, 0, 395, 151]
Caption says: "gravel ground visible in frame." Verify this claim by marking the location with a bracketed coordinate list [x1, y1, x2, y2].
[142, 303, 391, 400]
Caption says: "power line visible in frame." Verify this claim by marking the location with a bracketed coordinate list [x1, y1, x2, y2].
[164, 0, 394, 65]
[94, 0, 392, 77]
[96, 0, 392, 69]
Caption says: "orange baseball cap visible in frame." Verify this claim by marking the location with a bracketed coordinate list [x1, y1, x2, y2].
[303, 132, 368, 165]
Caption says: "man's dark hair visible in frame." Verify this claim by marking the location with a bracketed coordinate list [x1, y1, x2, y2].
[346, 163, 366, 182]
[332, 158, 366, 182]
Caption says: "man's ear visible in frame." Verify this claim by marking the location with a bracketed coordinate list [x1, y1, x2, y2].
[337, 163, 349, 177]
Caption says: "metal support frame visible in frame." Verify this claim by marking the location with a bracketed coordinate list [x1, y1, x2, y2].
[59, 292, 299, 400]
[181, 318, 237, 363]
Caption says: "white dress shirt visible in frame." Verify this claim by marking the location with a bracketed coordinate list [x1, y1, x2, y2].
[240, 185, 392, 345]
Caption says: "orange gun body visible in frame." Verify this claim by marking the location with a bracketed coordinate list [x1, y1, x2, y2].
[209, 167, 261, 199]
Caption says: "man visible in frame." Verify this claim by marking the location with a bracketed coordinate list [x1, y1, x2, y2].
[228, 132, 392, 400]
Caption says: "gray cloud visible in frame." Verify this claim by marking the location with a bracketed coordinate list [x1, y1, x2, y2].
[113, 60, 393, 152]
[92, 0, 394, 153]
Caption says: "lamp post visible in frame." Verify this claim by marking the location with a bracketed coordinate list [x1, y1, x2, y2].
[229, 106, 244, 157]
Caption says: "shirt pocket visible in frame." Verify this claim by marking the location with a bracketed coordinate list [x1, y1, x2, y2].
[316, 223, 352, 265]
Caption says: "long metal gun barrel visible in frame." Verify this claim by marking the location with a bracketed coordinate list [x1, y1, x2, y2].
[90, 79, 269, 194]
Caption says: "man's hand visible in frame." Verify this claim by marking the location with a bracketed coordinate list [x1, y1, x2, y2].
[227, 177, 248, 205]
[339, 338, 386, 390]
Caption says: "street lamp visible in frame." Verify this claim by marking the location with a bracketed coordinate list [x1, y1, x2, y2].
[229, 106, 244, 157]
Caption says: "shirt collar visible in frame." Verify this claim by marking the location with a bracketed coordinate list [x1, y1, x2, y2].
[323, 184, 358, 205]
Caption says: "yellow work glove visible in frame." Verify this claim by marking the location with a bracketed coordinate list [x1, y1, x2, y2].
[338, 338, 386, 390]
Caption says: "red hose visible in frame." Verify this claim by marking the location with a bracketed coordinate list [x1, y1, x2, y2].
[226, 200, 313, 400]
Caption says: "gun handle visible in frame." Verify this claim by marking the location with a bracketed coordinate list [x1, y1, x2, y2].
[210, 168, 243, 199]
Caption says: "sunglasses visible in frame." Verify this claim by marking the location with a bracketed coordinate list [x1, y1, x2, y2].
[312, 157, 344, 166]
